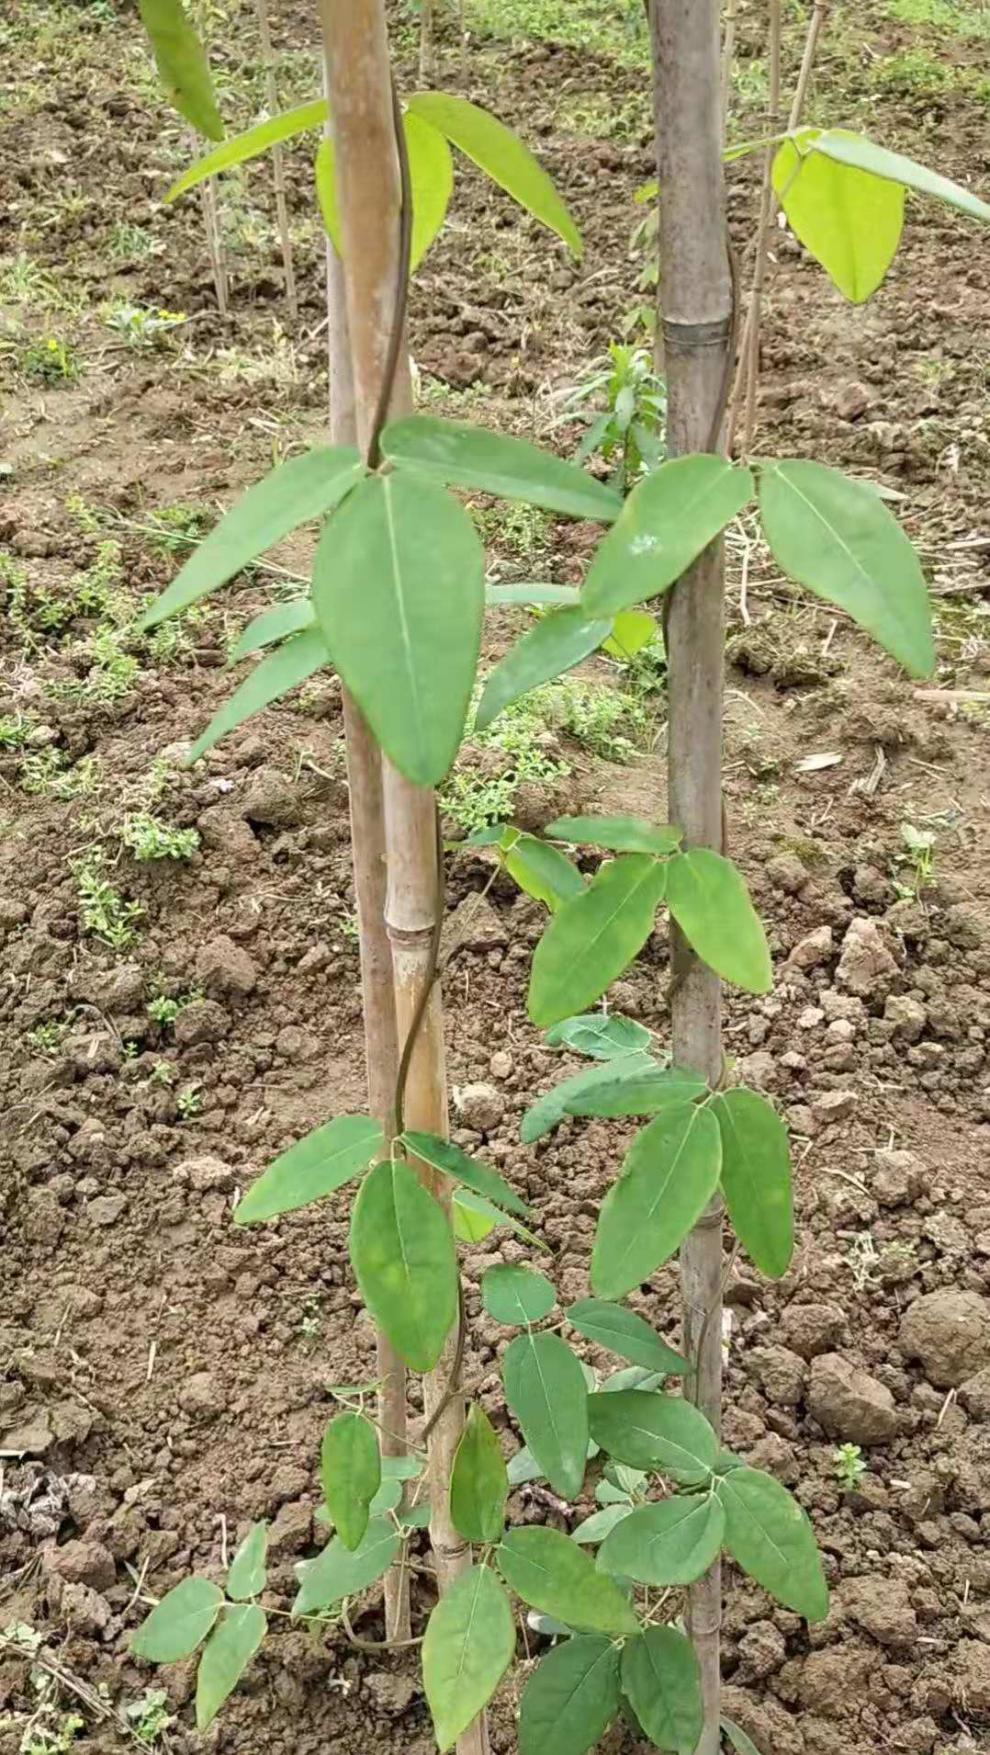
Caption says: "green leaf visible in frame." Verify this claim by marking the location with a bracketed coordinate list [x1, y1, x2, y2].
[812, 127, 990, 225]
[591, 1106, 722, 1300]
[572, 1503, 634, 1545]
[519, 1635, 621, 1755]
[320, 1414, 381, 1552]
[758, 458, 935, 677]
[483, 1263, 556, 1326]
[604, 608, 658, 659]
[503, 1332, 589, 1498]
[721, 1717, 765, 1755]
[565, 1065, 707, 1119]
[452, 1190, 499, 1243]
[713, 1089, 794, 1279]
[773, 134, 904, 303]
[504, 833, 585, 911]
[138, 0, 223, 140]
[456, 1193, 549, 1252]
[717, 1467, 829, 1621]
[546, 815, 682, 856]
[407, 91, 582, 256]
[620, 1627, 702, 1755]
[195, 1604, 266, 1731]
[166, 99, 328, 201]
[403, 1130, 529, 1218]
[292, 1517, 400, 1616]
[188, 626, 329, 764]
[665, 849, 772, 994]
[487, 581, 581, 608]
[235, 1116, 384, 1226]
[139, 447, 362, 630]
[545, 1013, 651, 1059]
[497, 1527, 638, 1635]
[312, 471, 484, 787]
[226, 1523, 268, 1600]
[405, 112, 455, 268]
[475, 607, 612, 733]
[599, 1495, 724, 1586]
[228, 598, 314, 663]
[528, 855, 668, 1028]
[314, 135, 338, 243]
[381, 415, 621, 522]
[349, 1159, 458, 1372]
[582, 457, 754, 616]
[587, 1391, 718, 1484]
[423, 1565, 515, 1752]
[131, 1577, 223, 1662]
[566, 1300, 688, 1376]
[450, 1405, 509, 1543]
[520, 1051, 656, 1143]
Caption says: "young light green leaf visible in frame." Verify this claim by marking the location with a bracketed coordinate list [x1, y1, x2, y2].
[403, 1130, 529, 1218]
[320, 1413, 381, 1552]
[138, 0, 223, 141]
[381, 415, 621, 522]
[520, 1051, 656, 1143]
[497, 1527, 638, 1635]
[188, 626, 329, 764]
[475, 607, 612, 733]
[773, 134, 904, 302]
[545, 1013, 651, 1059]
[228, 598, 315, 663]
[519, 1634, 621, 1755]
[407, 92, 582, 256]
[572, 1503, 634, 1545]
[131, 1577, 223, 1662]
[423, 1565, 515, 1752]
[758, 458, 935, 677]
[503, 1332, 589, 1498]
[314, 135, 338, 243]
[292, 1517, 400, 1616]
[665, 848, 772, 994]
[312, 472, 484, 787]
[167, 99, 328, 200]
[812, 127, 990, 224]
[587, 1391, 718, 1484]
[450, 1404, 509, 1544]
[528, 855, 668, 1028]
[604, 607, 658, 659]
[195, 1604, 266, 1731]
[620, 1626, 702, 1755]
[591, 1106, 722, 1299]
[453, 1190, 499, 1243]
[599, 1495, 724, 1586]
[717, 1466, 829, 1621]
[565, 1065, 707, 1119]
[486, 581, 581, 608]
[349, 1159, 458, 1372]
[566, 1299, 688, 1376]
[235, 1115, 384, 1225]
[314, 114, 453, 270]
[582, 457, 754, 616]
[139, 448, 362, 630]
[456, 1193, 549, 1252]
[545, 815, 682, 856]
[504, 833, 585, 912]
[226, 1523, 268, 1601]
[721, 1715, 765, 1755]
[714, 1089, 794, 1279]
[484, 1263, 556, 1326]
[602, 1369, 663, 1397]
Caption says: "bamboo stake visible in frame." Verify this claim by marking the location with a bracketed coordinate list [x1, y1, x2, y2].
[256, 0, 298, 322]
[197, 161, 229, 317]
[420, 0, 436, 82]
[650, 3, 732, 1750]
[720, 0, 737, 134]
[788, 0, 829, 130]
[739, 0, 782, 454]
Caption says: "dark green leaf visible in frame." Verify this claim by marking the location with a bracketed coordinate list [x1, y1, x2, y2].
[566, 1300, 688, 1376]
[620, 1626, 702, 1755]
[520, 1052, 655, 1143]
[519, 1635, 621, 1755]
[503, 1332, 589, 1499]
[423, 1565, 515, 1751]
[313, 471, 484, 786]
[497, 1527, 638, 1635]
[228, 598, 314, 663]
[487, 582, 581, 608]
[292, 1517, 399, 1616]
[773, 133, 904, 302]
[403, 1130, 529, 1218]
[138, 0, 223, 140]
[545, 1013, 652, 1059]
[721, 1716, 765, 1755]
[545, 816, 682, 855]
[602, 1369, 664, 1396]
[235, 1115, 384, 1225]
[714, 1089, 794, 1278]
[407, 92, 582, 256]
[349, 1159, 458, 1372]
[226, 1523, 267, 1601]
[195, 1604, 266, 1730]
[139, 448, 362, 629]
[450, 1405, 508, 1544]
[812, 127, 990, 224]
[188, 626, 329, 764]
[483, 1264, 556, 1326]
[717, 1467, 829, 1621]
[528, 855, 668, 1028]
[665, 849, 772, 993]
[131, 1577, 223, 1662]
[475, 607, 612, 733]
[582, 457, 754, 616]
[565, 1065, 707, 1119]
[758, 458, 935, 677]
[599, 1495, 724, 1585]
[504, 834, 585, 911]
[320, 1414, 381, 1552]
[167, 99, 328, 200]
[382, 415, 621, 522]
[591, 1106, 722, 1299]
[587, 1391, 718, 1484]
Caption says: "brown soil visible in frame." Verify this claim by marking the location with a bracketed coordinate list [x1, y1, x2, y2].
[2, 4, 990, 1755]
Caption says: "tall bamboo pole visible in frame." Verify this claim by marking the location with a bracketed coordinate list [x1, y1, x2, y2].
[651, 3, 732, 1750]
[256, 0, 298, 321]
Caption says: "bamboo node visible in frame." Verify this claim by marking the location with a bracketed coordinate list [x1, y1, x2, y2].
[662, 315, 733, 352]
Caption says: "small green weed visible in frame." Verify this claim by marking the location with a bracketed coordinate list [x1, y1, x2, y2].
[149, 1060, 175, 1085]
[894, 822, 937, 897]
[557, 343, 666, 490]
[443, 690, 570, 833]
[832, 1443, 867, 1492]
[26, 1020, 69, 1053]
[124, 1689, 174, 1746]
[0, 254, 60, 305]
[72, 850, 143, 951]
[108, 222, 158, 261]
[0, 714, 36, 750]
[883, 0, 990, 29]
[104, 303, 187, 348]
[176, 1083, 203, 1119]
[473, 501, 553, 568]
[20, 749, 99, 800]
[147, 987, 201, 1027]
[121, 812, 200, 861]
[141, 502, 211, 555]
[20, 337, 83, 385]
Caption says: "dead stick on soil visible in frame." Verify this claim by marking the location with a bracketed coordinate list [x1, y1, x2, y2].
[256, 0, 298, 321]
